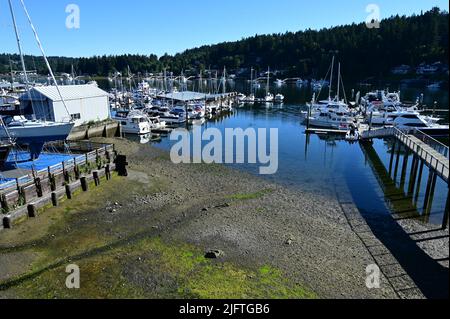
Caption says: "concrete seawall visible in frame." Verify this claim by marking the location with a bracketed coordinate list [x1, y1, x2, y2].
[68, 120, 121, 141]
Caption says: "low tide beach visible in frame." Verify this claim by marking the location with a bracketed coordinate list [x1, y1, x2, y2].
[0, 137, 447, 299]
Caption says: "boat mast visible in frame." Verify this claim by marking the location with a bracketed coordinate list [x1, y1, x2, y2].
[337, 63, 341, 101]
[8, 0, 32, 99]
[328, 55, 335, 100]
[266, 67, 270, 96]
[250, 67, 253, 96]
[222, 67, 226, 95]
[18, 0, 72, 121]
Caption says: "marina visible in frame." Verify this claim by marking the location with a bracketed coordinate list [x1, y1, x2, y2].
[0, 0, 448, 302]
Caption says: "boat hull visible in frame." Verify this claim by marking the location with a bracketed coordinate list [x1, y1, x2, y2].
[0, 122, 74, 160]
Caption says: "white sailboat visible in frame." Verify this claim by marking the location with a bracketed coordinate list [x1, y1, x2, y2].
[307, 59, 356, 131]
[264, 67, 274, 103]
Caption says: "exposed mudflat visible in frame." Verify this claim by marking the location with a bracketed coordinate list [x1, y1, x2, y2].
[1, 137, 444, 299]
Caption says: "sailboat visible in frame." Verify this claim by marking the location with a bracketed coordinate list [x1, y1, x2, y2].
[0, 0, 74, 160]
[264, 67, 274, 102]
[244, 68, 255, 103]
[307, 58, 356, 131]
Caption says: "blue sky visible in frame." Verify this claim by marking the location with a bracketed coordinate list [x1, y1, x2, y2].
[0, 0, 448, 57]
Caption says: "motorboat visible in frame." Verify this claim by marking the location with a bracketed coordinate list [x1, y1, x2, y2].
[237, 93, 247, 103]
[308, 110, 356, 131]
[393, 113, 449, 137]
[156, 109, 186, 125]
[265, 93, 274, 103]
[112, 110, 151, 135]
[274, 94, 285, 103]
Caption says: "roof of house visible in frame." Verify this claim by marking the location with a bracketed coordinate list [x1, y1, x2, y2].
[21, 84, 108, 102]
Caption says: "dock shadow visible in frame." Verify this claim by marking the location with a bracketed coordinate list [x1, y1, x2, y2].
[342, 142, 449, 299]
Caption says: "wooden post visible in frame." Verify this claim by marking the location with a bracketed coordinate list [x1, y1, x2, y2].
[50, 173, 56, 192]
[51, 192, 59, 207]
[28, 204, 37, 218]
[388, 139, 397, 177]
[3, 217, 11, 229]
[105, 164, 111, 180]
[35, 177, 43, 198]
[65, 184, 72, 200]
[80, 177, 88, 192]
[400, 150, 410, 190]
[0, 193, 9, 214]
[393, 143, 402, 183]
[93, 171, 100, 186]
[414, 161, 425, 205]
[74, 164, 81, 180]
[407, 155, 419, 197]
[423, 170, 437, 217]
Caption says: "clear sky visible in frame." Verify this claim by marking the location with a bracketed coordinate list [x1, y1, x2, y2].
[0, 0, 448, 58]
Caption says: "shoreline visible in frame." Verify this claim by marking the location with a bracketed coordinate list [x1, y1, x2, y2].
[0, 137, 446, 299]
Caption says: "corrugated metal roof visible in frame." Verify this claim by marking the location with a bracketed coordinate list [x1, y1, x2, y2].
[22, 84, 108, 102]
[157, 91, 209, 102]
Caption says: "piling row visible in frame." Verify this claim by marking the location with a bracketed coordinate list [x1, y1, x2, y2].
[0, 142, 128, 231]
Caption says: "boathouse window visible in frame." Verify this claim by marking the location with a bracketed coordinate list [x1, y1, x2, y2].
[71, 113, 81, 120]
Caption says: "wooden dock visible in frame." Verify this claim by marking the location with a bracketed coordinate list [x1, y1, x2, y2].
[361, 127, 449, 183]
[361, 127, 449, 228]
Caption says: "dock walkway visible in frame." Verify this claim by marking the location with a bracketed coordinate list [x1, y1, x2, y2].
[361, 127, 449, 184]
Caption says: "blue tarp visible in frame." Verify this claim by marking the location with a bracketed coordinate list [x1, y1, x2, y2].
[5, 151, 76, 171]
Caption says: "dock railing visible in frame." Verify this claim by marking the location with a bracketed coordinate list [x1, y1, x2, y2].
[393, 128, 449, 181]
[413, 130, 449, 159]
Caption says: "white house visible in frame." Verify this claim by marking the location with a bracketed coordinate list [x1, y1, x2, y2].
[20, 84, 110, 127]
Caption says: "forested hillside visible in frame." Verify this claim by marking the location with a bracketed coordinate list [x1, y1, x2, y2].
[0, 8, 447, 79]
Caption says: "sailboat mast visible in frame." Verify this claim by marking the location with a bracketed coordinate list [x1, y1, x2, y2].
[266, 67, 270, 95]
[18, 0, 71, 120]
[329, 56, 335, 100]
[8, 0, 30, 91]
[250, 67, 253, 95]
[337, 63, 341, 101]
[222, 67, 226, 95]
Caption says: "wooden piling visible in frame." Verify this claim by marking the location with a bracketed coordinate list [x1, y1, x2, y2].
[3, 217, 11, 229]
[407, 155, 419, 196]
[93, 171, 100, 186]
[51, 193, 59, 207]
[28, 204, 36, 218]
[35, 177, 43, 198]
[388, 140, 397, 177]
[105, 164, 111, 180]
[414, 161, 425, 205]
[65, 184, 72, 200]
[400, 150, 410, 189]
[1, 193, 10, 214]
[393, 144, 402, 182]
[80, 177, 88, 192]
[423, 170, 438, 217]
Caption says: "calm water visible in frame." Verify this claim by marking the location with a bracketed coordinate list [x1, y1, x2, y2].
[107, 79, 448, 227]
[148, 103, 447, 227]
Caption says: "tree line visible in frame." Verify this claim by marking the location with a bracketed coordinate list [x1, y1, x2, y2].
[0, 8, 447, 81]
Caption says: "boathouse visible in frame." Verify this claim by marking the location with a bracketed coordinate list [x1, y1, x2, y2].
[20, 84, 110, 127]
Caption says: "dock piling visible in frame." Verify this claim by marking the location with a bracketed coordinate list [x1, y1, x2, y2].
[80, 177, 88, 192]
